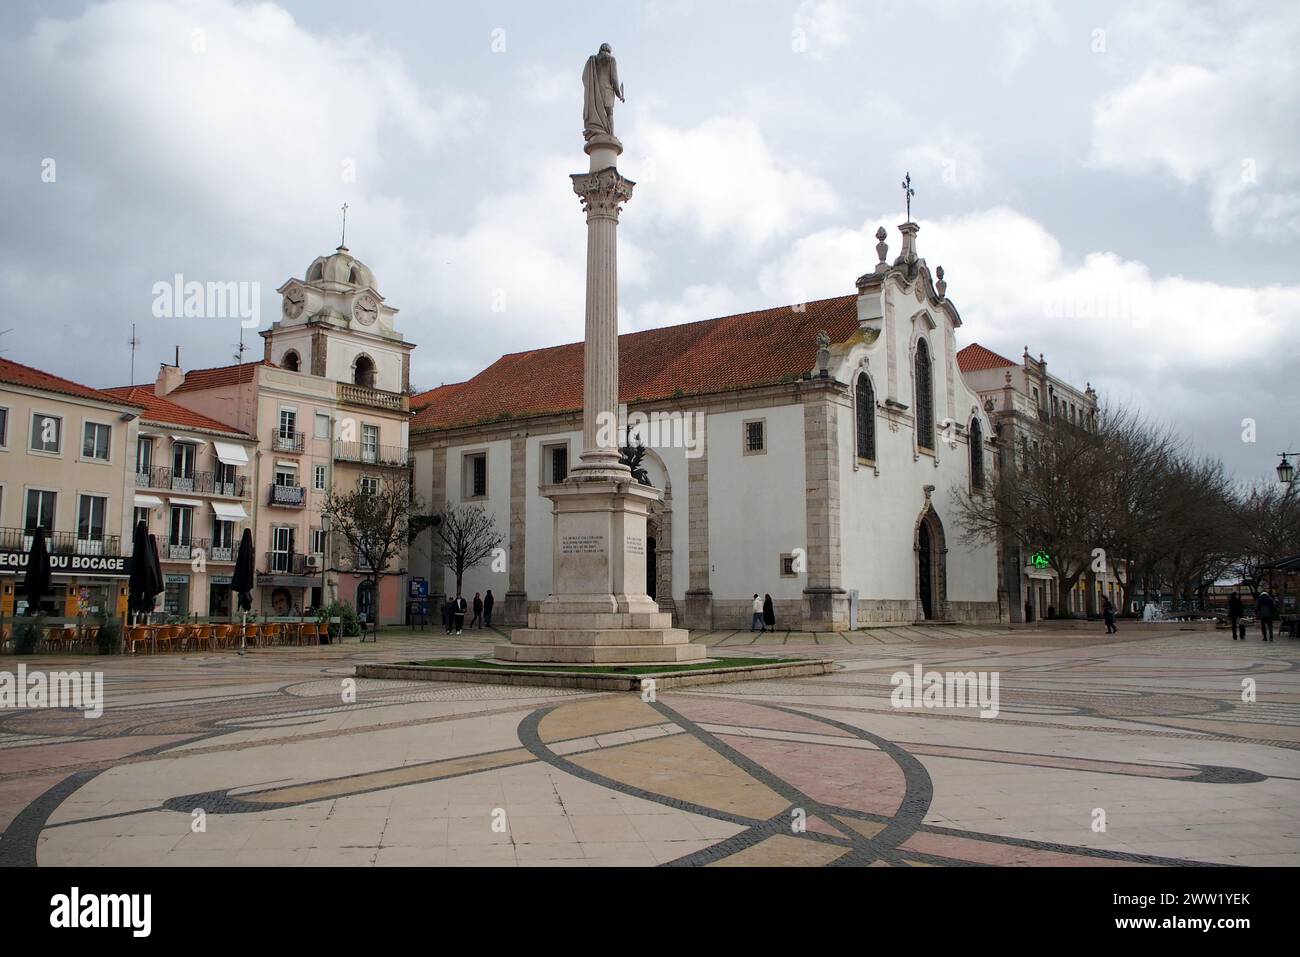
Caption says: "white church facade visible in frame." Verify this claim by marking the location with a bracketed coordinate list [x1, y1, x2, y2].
[409, 222, 1005, 631]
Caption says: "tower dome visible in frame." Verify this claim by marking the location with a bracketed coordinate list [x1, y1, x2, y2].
[305, 246, 378, 291]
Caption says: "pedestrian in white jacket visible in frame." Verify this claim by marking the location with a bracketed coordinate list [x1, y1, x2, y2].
[750, 594, 766, 632]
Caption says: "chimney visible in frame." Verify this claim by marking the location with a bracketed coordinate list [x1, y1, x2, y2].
[155, 361, 184, 396]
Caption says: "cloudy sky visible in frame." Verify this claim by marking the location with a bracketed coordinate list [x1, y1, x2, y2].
[2, 0, 1296, 481]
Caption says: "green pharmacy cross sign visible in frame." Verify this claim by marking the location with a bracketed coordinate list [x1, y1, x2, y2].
[1030, 551, 1051, 569]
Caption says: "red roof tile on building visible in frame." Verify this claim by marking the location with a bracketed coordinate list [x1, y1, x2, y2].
[101, 386, 251, 438]
[956, 343, 1016, 373]
[0, 356, 144, 408]
[169, 360, 265, 393]
[411, 295, 860, 431]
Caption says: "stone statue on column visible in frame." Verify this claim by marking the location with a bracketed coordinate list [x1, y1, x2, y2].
[582, 43, 624, 142]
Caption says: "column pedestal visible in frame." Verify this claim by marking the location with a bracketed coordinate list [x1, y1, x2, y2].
[495, 477, 707, 664]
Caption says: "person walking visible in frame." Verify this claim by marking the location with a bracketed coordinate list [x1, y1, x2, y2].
[750, 594, 765, 632]
[762, 594, 776, 633]
[442, 596, 454, 635]
[1102, 597, 1117, 634]
[470, 592, 483, 629]
[483, 589, 495, 628]
[1228, 591, 1244, 640]
[1257, 590, 1276, 642]
[453, 593, 468, 635]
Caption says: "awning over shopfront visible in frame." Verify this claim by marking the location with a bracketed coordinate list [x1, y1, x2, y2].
[212, 441, 250, 466]
[171, 434, 205, 445]
[169, 497, 204, 508]
[211, 501, 249, 521]
[134, 494, 164, 508]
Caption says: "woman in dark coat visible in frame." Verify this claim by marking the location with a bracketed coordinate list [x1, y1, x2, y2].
[1227, 592, 1244, 640]
[762, 594, 776, 631]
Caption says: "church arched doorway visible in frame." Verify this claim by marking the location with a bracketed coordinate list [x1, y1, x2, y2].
[914, 505, 948, 621]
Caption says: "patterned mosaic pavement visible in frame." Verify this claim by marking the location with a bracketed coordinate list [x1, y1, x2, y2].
[1, 624, 1297, 866]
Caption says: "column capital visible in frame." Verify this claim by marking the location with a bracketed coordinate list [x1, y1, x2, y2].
[571, 168, 635, 219]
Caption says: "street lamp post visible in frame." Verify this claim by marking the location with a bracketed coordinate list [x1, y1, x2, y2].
[1278, 451, 1297, 486]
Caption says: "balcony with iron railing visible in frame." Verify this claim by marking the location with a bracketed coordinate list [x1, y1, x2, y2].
[155, 537, 238, 562]
[268, 484, 307, 508]
[337, 381, 408, 413]
[271, 429, 306, 453]
[135, 467, 249, 498]
[265, 551, 310, 575]
[333, 440, 412, 468]
[0, 527, 123, 556]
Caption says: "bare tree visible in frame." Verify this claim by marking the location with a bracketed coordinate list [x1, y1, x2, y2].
[322, 476, 420, 631]
[954, 411, 1104, 616]
[430, 503, 505, 598]
[1228, 481, 1300, 596]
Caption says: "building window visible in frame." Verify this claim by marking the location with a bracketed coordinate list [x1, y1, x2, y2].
[82, 422, 111, 461]
[361, 424, 380, 463]
[77, 495, 106, 542]
[133, 506, 151, 530]
[314, 465, 327, 491]
[136, 436, 154, 476]
[743, 419, 766, 455]
[169, 505, 194, 546]
[0, 406, 8, 447]
[969, 417, 985, 490]
[24, 489, 56, 532]
[29, 412, 62, 454]
[360, 475, 379, 495]
[914, 339, 934, 451]
[543, 443, 568, 484]
[270, 526, 294, 572]
[213, 520, 234, 551]
[855, 373, 876, 461]
[278, 408, 297, 438]
[463, 452, 487, 498]
[779, 553, 798, 578]
[311, 528, 327, 554]
[1032, 387, 1040, 410]
[314, 412, 330, 439]
[172, 441, 196, 480]
[275, 465, 298, 487]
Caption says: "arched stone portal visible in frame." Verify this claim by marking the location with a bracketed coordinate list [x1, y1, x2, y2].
[639, 447, 675, 622]
[913, 504, 948, 621]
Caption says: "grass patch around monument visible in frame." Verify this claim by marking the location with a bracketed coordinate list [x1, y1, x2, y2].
[406, 656, 790, 675]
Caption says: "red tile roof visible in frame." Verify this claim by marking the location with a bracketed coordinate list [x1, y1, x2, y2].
[0, 356, 144, 408]
[101, 386, 251, 438]
[956, 343, 1016, 373]
[169, 360, 265, 393]
[411, 295, 860, 431]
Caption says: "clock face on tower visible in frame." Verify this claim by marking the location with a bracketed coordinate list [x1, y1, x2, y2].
[353, 294, 378, 326]
[282, 286, 306, 320]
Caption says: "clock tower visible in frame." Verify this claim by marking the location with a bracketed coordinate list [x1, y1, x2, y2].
[266, 245, 413, 392]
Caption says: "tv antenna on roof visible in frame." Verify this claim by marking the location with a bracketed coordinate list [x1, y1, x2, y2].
[127, 323, 141, 384]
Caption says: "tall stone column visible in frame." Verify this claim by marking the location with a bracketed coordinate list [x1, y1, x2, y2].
[492, 80, 705, 665]
[570, 136, 634, 478]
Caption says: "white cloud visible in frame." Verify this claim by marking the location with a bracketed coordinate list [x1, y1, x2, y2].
[1089, 7, 1300, 240]
[628, 116, 837, 247]
[898, 134, 988, 194]
[792, 0, 858, 58]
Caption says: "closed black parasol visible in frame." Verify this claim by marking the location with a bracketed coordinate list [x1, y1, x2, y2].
[23, 528, 53, 615]
[127, 521, 154, 621]
[232, 527, 255, 612]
